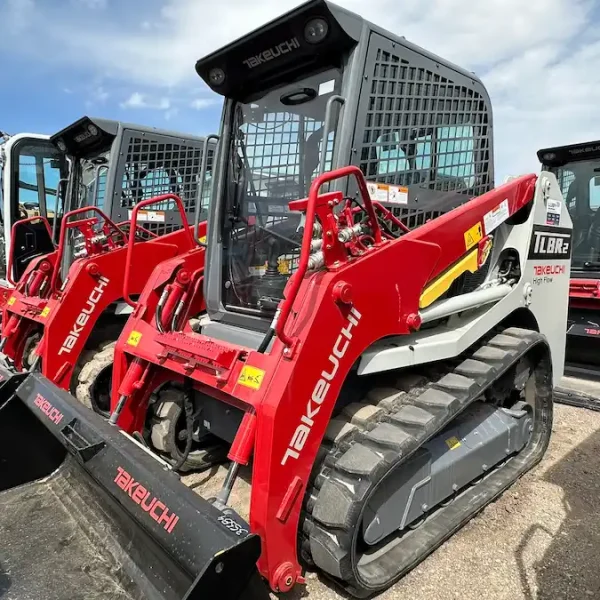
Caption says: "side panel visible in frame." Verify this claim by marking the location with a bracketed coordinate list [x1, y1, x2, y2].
[359, 172, 572, 385]
[350, 32, 494, 225]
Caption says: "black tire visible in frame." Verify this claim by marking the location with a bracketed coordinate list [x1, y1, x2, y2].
[74, 340, 115, 418]
[150, 387, 227, 472]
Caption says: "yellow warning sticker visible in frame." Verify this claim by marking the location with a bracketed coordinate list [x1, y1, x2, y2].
[198, 235, 207, 244]
[7, 297, 15, 306]
[237, 365, 266, 391]
[127, 331, 143, 347]
[40, 306, 51, 318]
[445, 436, 462, 450]
[464, 223, 483, 250]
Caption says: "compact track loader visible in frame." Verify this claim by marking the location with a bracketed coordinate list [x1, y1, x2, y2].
[0, 117, 214, 416]
[0, 1, 572, 598]
[538, 142, 600, 409]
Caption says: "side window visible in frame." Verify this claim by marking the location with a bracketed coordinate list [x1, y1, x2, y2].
[376, 132, 409, 175]
[17, 154, 42, 217]
[589, 177, 600, 210]
[556, 169, 575, 203]
[11, 141, 66, 221]
[122, 165, 183, 209]
[436, 126, 475, 188]
[43, 157, 62, 217]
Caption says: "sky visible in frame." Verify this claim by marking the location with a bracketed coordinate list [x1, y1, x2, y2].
[1, 0, 600, 183]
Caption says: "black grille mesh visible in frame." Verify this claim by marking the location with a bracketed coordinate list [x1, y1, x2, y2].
[120, 137, 212, 236]
[359, 48, 493, 229]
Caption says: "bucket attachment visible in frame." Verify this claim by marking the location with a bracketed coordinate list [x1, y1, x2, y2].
[0, 373, 269, 600]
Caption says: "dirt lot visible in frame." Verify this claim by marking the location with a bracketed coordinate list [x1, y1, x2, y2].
[184, 402, 600, 600]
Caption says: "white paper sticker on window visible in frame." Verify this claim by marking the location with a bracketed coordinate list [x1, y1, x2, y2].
[318, 79, 336, 96]
[483, 199, 509, 234]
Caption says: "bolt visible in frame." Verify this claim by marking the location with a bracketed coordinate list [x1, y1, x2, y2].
[285, 576, 293, 587]
[421, 504, 428, 511]
[482, 464, 488, 471]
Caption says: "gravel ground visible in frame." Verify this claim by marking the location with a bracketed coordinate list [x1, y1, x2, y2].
[184, 401, 600, 600]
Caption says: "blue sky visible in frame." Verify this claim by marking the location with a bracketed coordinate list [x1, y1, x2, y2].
[2, 0, 600, 183]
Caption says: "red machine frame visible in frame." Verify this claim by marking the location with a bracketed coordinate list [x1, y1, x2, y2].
[1, 195, 204, 391]
[111, 167, 538, 592]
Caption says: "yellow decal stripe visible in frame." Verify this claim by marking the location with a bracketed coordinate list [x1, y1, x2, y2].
[419, 249, 479, 309]
[127, 331, 143, 347]
[237, 365, 265, 390]
[464, 222, 483, 250]
[445, 436, 462, 450]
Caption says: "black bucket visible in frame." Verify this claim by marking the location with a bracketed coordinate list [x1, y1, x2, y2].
[0, 373, 268, 600]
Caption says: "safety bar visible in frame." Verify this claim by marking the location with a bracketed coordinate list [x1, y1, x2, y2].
[275, 165, 382, 347]
[195, 134, 219, 245]
[51, 178, 68, 243]
[50, 206, 127, 293]
[116, 220, 160, 240]
[7, 216, 54, 286]
[318, 95, 345, 176]
[123, 193, 195, 308]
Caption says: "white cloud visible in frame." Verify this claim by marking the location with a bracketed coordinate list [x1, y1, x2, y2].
[121, 93, 171, 110]
[191, 98, 219, 110]
[4, 0, 36, 32]
[71, 0, 107, 8]
[3, 0, 600, 179]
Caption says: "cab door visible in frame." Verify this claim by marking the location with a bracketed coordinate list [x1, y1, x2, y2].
[5, 137, 67, 281]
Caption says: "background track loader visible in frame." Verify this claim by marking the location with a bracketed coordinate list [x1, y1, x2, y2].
[0, 1, 572, 598]
[538, 142, 600, 410]
[0, 130, 68, 311]
[0, 117, 214, 415]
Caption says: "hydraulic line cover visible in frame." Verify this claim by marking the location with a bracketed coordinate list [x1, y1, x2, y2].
[0, 373, 269, 600]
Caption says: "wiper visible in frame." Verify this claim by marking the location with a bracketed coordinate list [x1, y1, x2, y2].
[578, 262, 600, 270]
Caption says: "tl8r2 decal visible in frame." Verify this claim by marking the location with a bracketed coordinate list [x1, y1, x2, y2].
[528, 225, 572, 260]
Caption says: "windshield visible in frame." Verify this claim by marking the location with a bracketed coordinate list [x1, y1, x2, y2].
[550, 159, 600, 270]
[222, 68, 342, 314]
[11, 140, 67, 221]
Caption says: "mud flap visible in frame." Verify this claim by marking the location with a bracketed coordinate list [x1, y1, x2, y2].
[0, 373, 269, 600]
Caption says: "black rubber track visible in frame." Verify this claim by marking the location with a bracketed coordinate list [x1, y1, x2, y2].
[301, 327, 553, 598]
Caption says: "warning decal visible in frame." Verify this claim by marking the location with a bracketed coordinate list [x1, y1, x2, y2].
[464, 222, 483, 250]
[484, 199, 510, 234]
[237, 365, 266, 390]
[366, 182, 408, 205]
[128, 210, 166, 223]
[445, 436, 462, 450]
[127, 331, 143, 347]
